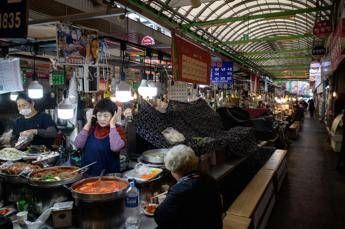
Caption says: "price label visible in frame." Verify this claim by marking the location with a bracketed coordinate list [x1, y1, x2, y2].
[0, 0, 28, 38]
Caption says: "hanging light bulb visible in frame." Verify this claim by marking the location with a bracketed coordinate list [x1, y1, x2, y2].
[57, 97, 74, 120]
[146, 54, 158, 98]
[28, 49, 43, 99]
[138, 77, 151, 97]
[332, 91, 337, 98]
[110, 95, 117, 102]
[116, 80, 132, 102]
[116, 42, 132, 103]
[147, 80, 158, 98]
[133, 92, 138, 100]
[10, 92, 19, 101]
[138, 72, 150, 97]
[28, 80, 43, 99]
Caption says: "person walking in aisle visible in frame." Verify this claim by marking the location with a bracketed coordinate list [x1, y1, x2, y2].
[308, 99, 315, 118]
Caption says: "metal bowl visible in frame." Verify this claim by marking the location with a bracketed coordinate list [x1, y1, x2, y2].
[28, 166, 83, 188]
[141, 148, 168, 164]
[70, 176, 129, 202]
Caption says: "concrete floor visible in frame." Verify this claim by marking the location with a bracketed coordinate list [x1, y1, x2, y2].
[267, 116, 345, 229]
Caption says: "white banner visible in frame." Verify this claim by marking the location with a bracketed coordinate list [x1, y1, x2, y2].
[0, 58, 23, 94]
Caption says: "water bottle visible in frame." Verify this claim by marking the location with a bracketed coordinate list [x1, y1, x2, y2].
[125, 181, 140, 229]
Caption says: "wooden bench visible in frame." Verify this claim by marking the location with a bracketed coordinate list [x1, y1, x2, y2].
[227, 170, 275, 229]
[288, 121, 300, 139]
[223, 214, 251, 229]
[262, 149, 288, 192]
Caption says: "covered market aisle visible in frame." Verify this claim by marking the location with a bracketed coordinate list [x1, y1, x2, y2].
[267, 117, 345, 229]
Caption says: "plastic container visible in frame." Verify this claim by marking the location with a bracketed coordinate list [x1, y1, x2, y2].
[125, 181, 140, 229]
[51, 201, 73, 228]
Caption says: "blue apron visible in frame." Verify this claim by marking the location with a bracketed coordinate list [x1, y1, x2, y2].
[81, 131, 120, 176]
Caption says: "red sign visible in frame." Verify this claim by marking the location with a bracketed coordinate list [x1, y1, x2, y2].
[250, 74, 259, 92]
[330, 18, 345, 71]
[313, 20, 332, 38]
[141, 36, 155, 46]
[172, 34, 211, 84]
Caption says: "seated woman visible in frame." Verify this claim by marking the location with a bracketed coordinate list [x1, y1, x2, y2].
[74, 99, 125, 176]
[154, 144, 223, 229]
[11, 93, 57, 149]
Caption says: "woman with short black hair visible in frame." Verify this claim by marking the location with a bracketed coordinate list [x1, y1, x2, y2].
[74, 99, 125, 176]
[11, 93, 57, 149]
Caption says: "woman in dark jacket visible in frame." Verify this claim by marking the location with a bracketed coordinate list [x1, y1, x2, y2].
[308, 99, 315, 118]
[154, 144, 223, 229]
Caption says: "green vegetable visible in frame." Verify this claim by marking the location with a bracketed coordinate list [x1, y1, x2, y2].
[41, 175, 61, 182]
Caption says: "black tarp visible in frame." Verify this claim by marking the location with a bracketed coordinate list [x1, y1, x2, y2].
[134, 99, 257, 158]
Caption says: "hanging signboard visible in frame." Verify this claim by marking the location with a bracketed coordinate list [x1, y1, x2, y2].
[141, 36, 155, 46]
[312, 45, 326, 58]
[250, 74, 259, 93]
[51, 71, 65, 86]
[0, 0, 28, 38]
[0, 58, 23, 94]
[330, 18, 345, 71]
[309, 61, 321, 84]
[285, 81, 311, 96]
[313, 20, 332, 39]
[321, 56, 332, 78]
[210, 61, 233, 84]
[172, 34, 211, 85]
[57, 24, 99, 65]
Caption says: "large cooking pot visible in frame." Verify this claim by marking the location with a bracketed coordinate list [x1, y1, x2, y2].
[70, 176, 129, 229]
[70, 176, 129, 202]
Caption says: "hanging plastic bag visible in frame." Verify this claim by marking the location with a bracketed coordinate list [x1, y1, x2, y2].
[161, 127, 185, 145]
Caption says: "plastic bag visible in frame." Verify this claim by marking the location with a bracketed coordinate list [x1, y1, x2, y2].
[161, 127, 185, 145]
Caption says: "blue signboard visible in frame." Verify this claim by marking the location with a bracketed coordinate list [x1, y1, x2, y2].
[211, 61, 233, 84]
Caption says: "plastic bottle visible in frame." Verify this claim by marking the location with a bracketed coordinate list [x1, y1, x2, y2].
[125, 181, 140, 229]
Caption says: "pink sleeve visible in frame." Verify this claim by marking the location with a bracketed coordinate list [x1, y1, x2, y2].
[109, 127, 125, 152]
[74, 129, 89, 149]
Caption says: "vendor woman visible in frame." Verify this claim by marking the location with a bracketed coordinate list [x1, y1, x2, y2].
[12, 93, 57, 149]
[74, 99, 125, 176]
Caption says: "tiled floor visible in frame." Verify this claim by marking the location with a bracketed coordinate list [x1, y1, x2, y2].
[267, 116, 345, 229]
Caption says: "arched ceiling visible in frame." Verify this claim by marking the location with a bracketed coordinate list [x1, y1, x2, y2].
[125, 0, 333, 79]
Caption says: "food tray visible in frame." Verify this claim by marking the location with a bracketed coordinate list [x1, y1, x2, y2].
[123, 167, 163, 183]
[0, 148, 25, 161]
[28, 166, 83, 188]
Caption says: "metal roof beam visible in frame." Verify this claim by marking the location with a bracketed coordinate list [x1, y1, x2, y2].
[263, 64, 309, 68]
[270, 71, 308, 75]
[115, 0, 273, 77]
[269, 68, 308, 72]
[251, 55, 310, 61]
[273, 75, 309, 79]
[218, 33, 313, 45]
[184, 6, 331, 28]
[29, 8, 126, 25]
[241, 48, 310, 56]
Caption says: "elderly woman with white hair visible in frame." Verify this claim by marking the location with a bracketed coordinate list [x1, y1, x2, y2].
[154, 144, 223, 229]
